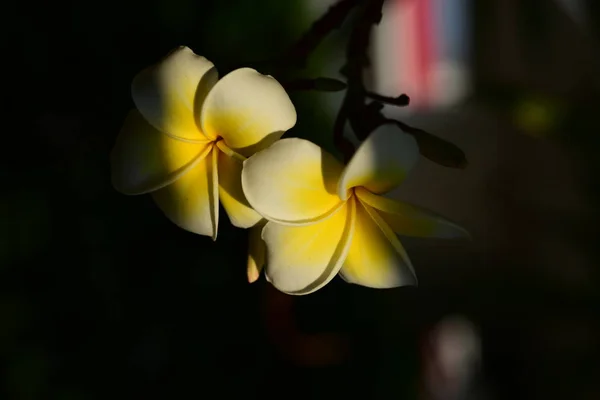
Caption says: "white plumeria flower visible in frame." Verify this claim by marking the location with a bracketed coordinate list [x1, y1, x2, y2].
[110, 46, 296, 240]
[241, 127, 468, 294]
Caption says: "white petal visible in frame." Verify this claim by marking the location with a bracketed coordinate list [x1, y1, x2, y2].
[132, 46, 218, 141]
[338, 126, 419, 199]
[242, 138, 345, 225]
[201, 68, 296, 156]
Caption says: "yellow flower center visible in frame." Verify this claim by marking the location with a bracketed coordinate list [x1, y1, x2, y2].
[215, 138, 245, 162]
[342, 187, 358, 202]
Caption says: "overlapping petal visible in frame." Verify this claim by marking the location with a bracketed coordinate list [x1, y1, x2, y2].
[111, 109, 211, 195]
[217, 151, 262, 228]
[338, 126, 419, 199]
[340, 199, 417, 289]
[131, 46, 218, 141]
[152, 146, 219, 240]
[262, 200, 355, 295]
[242, 138, 345, 224]
[200, 68, 296, 156]
[247, 220, 267, 283]
[355, 187, 469, 238]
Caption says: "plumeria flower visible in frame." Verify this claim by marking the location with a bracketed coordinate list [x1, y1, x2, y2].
[110, 46, 296, 240]
[241, 127, 468, 295]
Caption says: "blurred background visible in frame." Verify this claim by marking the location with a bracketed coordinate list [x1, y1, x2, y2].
[2, 0, 599, 398]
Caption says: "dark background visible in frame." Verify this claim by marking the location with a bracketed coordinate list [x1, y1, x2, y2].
[2, 0, 599, 399]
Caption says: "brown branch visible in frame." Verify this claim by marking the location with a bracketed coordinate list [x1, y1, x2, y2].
[333, 0, 468, 169]
[333, 95, 355, 163]
[334, 0, 386, 160]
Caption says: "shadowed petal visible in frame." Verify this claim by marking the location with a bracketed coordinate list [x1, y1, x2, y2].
[263, 200, 355, 295]
[355, 187, 469, 238]
[218, 150, 262, 228]
[152, 146, 219, 239]
[247, 220, 267, 283]
[110, 109, 211, 195]
[338, 126, 419, 200]
[132, 46, 218, 141]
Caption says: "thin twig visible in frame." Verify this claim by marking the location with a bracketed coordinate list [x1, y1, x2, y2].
[334, 0, 386, 161]
[271, 0, 363, 71]
[225, 0, 362, 74]
[334, 0, 467, 169]
[365, 91, 410, 106]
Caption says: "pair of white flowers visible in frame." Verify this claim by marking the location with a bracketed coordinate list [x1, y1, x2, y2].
[111, 46, 467, 295]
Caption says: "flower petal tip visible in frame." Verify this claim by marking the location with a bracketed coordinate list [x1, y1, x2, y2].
[437, 223, 472, 240]
[462, 229, 473, 241]
[247, 268, 261, 284]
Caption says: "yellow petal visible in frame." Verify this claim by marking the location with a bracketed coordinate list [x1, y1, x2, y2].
[340, 198, 416, 289]
[247, 220, 267, 283]
[200, 68, 296, 157]
[152, 146, 219, 239]
[110, 109, 211, 195]
[338, 126, 419, 200]
[355, 187, 469, 238]
[132, 46, 218, 141]
[218, 150, 262, 228]
[241, 138, 345, 225]
[262, 200, 355, 295]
